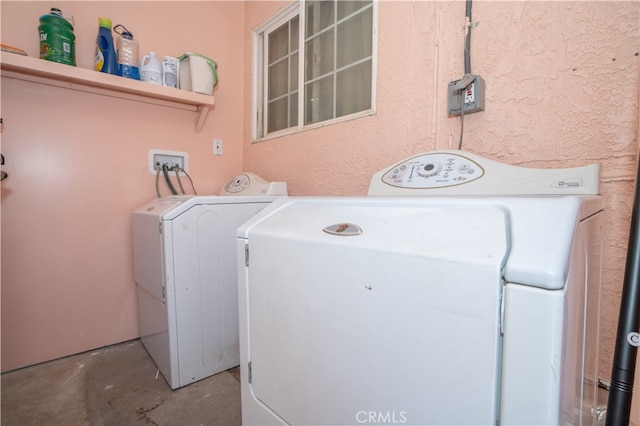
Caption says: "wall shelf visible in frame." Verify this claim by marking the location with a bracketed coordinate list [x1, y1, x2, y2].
[0, 53, 215, 133]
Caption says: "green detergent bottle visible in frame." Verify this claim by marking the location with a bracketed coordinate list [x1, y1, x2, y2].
[38, 8, 76, 66]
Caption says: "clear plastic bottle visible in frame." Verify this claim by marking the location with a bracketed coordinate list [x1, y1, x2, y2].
[140, 51, 163, 85]
[114, 24, 140, 80]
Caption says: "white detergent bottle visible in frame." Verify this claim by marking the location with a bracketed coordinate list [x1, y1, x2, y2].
[140, 51, 162, 85]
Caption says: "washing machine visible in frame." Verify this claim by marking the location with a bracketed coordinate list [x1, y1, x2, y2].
[132, 173, 286, 389]
[237, 151, 603, 425]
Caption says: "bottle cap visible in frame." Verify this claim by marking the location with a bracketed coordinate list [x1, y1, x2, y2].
[98, 17, 112, 29]
[114, 24, 134, 40]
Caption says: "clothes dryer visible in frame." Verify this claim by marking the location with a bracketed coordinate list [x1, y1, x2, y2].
[132, 173, 286, 389]
[237, 151, 603, 425]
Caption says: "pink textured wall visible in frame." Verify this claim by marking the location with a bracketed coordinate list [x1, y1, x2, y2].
[1, 1, 246, 371]
[243, 0, 639, 393]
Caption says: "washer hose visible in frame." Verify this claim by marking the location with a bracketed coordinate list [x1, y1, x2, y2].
[162, 164, 178, 195]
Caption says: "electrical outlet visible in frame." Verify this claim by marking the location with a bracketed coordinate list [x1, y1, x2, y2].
[148, 149, 188, 175]
[213, 139, 223, 156]
[464, 86, 475, 104]
[448, 75, 485, 116]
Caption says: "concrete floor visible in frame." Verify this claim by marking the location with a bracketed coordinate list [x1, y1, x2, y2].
[1, 339, 241, 426]
[2, 338, 620, 426]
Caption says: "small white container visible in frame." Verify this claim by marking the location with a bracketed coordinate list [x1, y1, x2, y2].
[140, 51, 162, 85]
[178, 52, 218, 95]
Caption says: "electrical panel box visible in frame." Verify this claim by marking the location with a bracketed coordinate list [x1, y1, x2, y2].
[448, 75, 485, 116]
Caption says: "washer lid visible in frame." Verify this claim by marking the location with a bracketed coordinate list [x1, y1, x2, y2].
[133, 195, 286, 221]
[132, 195, 192, 219]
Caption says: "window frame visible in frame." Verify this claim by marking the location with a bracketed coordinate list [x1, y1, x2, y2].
[252, 0, 377, 142]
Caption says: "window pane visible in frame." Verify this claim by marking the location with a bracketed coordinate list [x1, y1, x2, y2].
[268, 97, 288, 133]
[290, 92, 299, 126]
[337, 7, 372, 68]
[269, 23, 289, 63]
[269, 59, 288, 99]
[336, 60, 372, 117]
[306, 0, 334, 37]
[305, 30, 334, 80]
[290, 52, 298, 91]
[290, 16, 299, 51]
[265, 13, 299, 134]
[305, 75, 334, 124]
[337, 1, 372, 20]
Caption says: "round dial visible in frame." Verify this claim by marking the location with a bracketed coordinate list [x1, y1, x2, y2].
[416, 162, 442, 177]
[224, 174, 250, 193]
[378, 152, 485, 190]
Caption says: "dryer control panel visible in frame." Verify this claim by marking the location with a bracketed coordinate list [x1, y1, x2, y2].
[368, 150, 600, 196]
[380, 152, 485, 189]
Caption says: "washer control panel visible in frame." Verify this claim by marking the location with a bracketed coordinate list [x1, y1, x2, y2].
[224, 174, 252, 193]
[220, 172, 288, 196]
[381, 152, 484, 189]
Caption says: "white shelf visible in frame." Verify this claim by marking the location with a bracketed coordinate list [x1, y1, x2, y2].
[0, 53, 215, 133]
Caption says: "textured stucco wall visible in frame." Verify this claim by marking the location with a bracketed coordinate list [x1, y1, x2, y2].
[243, 0, 640, 384]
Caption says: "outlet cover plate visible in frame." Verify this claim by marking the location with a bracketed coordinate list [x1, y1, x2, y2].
[447, 75, 485, 116]
[213, 139, 223, 156]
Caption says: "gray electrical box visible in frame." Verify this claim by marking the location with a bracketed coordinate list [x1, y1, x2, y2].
[448, 75, 485, 116]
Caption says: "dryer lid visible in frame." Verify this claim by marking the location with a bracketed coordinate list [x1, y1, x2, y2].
[239, 195, 601, 290]
[243, 197, 508, 425]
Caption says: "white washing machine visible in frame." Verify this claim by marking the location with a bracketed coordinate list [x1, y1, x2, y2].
[237, 151, 603, 425]
[132, 173, 286, 389]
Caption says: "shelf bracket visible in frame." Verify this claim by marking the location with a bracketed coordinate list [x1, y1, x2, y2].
[195, 105, 211, 133]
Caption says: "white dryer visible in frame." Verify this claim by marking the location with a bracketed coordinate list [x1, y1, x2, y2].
[132, 173, 286, 389]
[237, 151, 603, 425]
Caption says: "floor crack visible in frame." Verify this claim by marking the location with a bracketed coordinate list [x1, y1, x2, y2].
[135, 399, 164, 425]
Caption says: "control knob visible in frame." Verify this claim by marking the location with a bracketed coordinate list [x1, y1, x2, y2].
[416, 162, 442, 178]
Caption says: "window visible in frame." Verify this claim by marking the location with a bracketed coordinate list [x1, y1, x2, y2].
[253, 0, 376, 141]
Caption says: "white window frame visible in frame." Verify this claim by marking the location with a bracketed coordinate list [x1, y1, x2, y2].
[252, 0, 378, 142]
